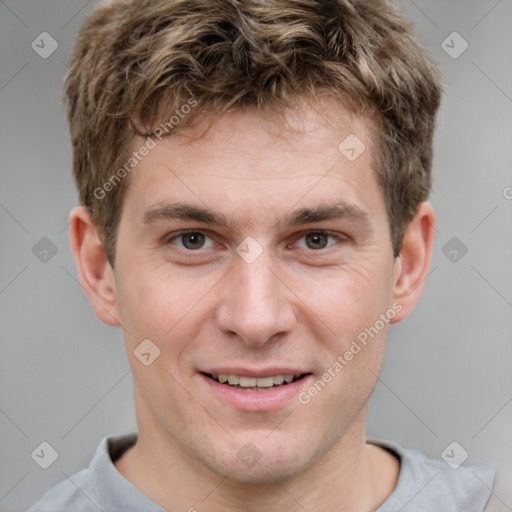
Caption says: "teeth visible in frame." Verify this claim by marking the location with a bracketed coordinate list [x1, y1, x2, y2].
[239, 376, 257, 387]
[211, 373, 301, 388]
[227, 374, 240, 385]
[256, 377, 274, 387]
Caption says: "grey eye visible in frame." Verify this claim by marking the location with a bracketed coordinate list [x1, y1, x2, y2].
[304, 232, 329, 249]
[168, 231, 214, 250]
[181, 232, 206, 249]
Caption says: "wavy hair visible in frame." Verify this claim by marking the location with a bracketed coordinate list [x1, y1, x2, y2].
[64, 0, 442, 264]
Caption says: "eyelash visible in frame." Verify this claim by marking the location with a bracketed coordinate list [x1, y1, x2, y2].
[165, 229, 346, 252]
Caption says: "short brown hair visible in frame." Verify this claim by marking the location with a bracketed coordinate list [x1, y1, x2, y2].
[64, 0, 442, 265]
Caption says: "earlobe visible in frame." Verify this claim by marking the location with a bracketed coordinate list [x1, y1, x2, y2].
[69, 206, 120, 326]
[390, 202, 436, 323]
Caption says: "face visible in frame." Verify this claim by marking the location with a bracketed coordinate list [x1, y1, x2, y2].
[110, 98, 400, 483]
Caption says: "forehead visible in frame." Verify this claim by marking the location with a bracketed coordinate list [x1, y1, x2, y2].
[121, 98, 385, 229]
[160, 98, 374, 172]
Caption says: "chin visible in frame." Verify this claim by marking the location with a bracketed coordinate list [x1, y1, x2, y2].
[201, 442, 314, 484]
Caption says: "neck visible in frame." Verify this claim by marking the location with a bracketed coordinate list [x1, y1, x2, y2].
[115, 410, 399, 512]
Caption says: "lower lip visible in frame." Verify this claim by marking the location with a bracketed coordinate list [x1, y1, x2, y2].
[200, 373, 313, 412]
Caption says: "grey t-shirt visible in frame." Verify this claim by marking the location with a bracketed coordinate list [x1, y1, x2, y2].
[27, 433, 495, 512]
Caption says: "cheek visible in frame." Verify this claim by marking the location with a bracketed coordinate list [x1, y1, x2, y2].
[116, 263, 216, 350]
[291, 261, 392, 332]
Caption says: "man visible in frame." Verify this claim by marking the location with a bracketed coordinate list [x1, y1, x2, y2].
[28, 0, 495, 510]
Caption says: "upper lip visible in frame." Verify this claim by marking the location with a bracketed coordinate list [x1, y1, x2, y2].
[201, 367, 310, 378]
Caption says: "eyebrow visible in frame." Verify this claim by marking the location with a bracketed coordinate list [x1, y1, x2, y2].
[141, 201, 370, 230]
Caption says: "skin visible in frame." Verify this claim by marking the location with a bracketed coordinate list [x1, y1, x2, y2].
[70, 97, 435, 512]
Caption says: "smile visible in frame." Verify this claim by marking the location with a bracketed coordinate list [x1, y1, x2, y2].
[204, 372, 307, 390]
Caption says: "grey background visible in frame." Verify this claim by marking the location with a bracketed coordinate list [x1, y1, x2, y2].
[1, 1, 511, 510]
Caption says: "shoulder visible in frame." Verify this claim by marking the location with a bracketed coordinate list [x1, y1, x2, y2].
[26, 468, 101, 512]
[27, 433, 145, 512]
[370, 438, 496, 512]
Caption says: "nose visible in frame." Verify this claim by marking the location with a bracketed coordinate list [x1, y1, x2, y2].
[215, 248, 296, 347]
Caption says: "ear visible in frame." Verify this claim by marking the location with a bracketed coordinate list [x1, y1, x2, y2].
[69, 206, 120, 326]
[390, 202, 436, 323]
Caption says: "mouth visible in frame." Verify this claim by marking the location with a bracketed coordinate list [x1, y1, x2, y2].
[201, 372, 310, 391]
[199, 369, 314, 411]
